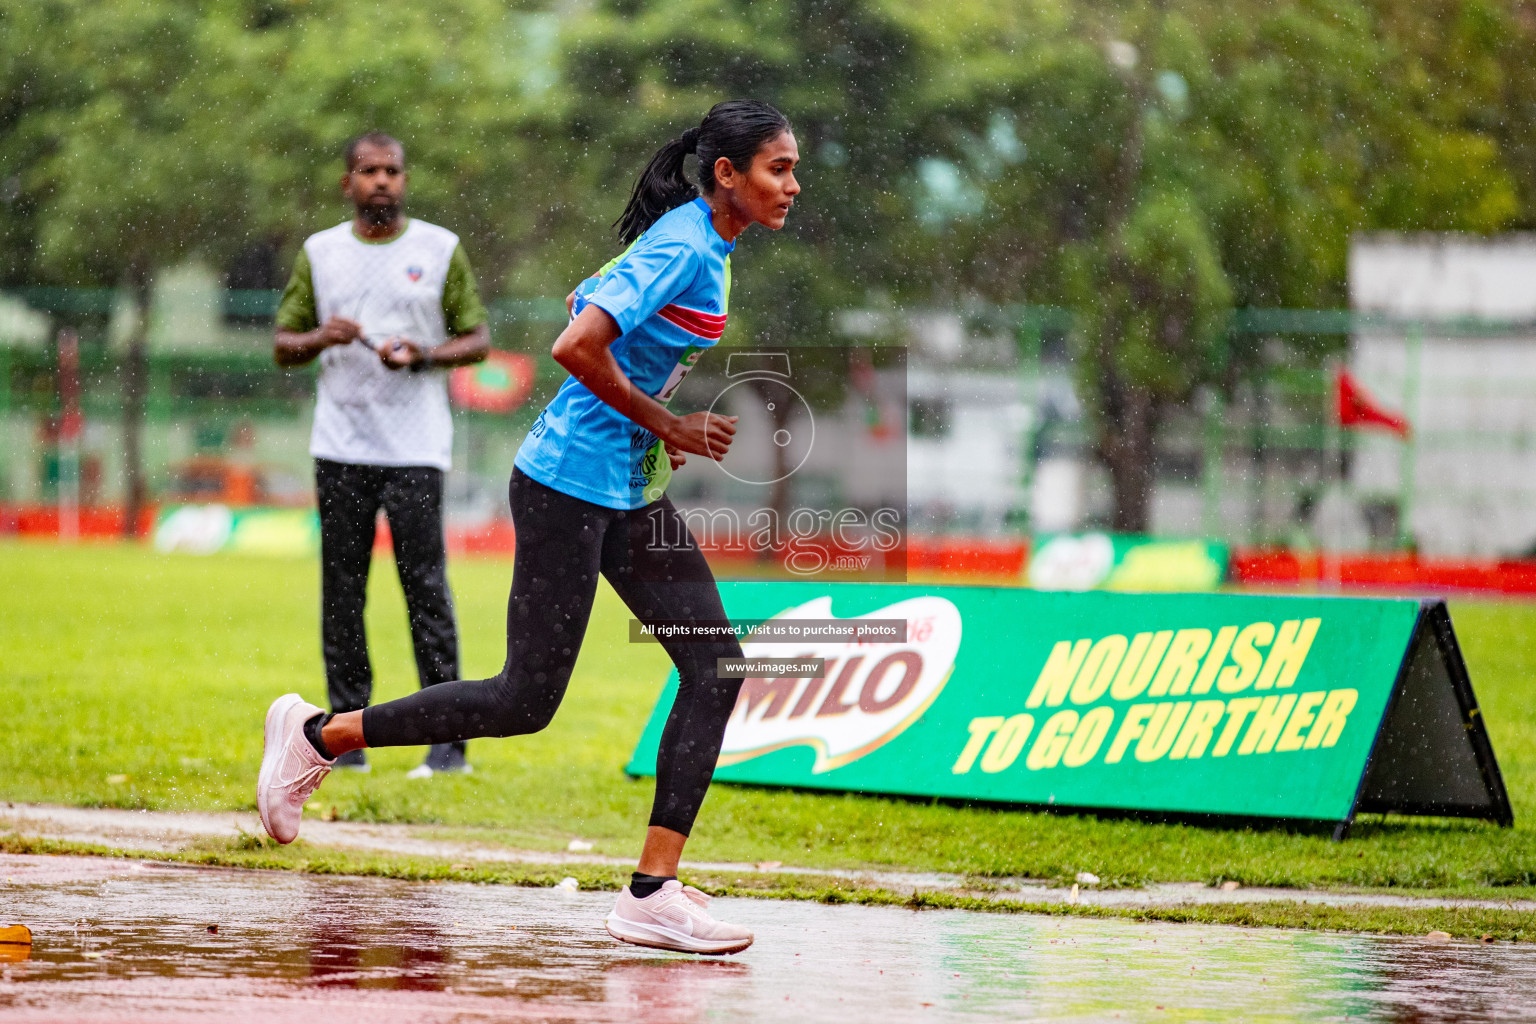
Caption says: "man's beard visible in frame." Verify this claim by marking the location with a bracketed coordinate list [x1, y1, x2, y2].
[357, 200, 401, 227]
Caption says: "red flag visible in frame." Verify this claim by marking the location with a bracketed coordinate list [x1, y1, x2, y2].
[1336, 368, 1410, 437]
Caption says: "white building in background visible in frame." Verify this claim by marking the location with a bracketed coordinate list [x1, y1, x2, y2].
[1350, 235, 1536, 320]
[1349, 234, 1536, 557]
[877, 309, 1092, 537]
[900, 311, 1052, 535]
[905, 364, 1033, 533]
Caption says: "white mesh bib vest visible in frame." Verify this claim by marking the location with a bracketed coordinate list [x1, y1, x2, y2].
[305, 219, 460, 470]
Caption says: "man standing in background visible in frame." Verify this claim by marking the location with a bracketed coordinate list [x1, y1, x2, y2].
[273, 132, 490, 778]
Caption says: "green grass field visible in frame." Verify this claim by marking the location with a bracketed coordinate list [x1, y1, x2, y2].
[3, 538, 1534, 897]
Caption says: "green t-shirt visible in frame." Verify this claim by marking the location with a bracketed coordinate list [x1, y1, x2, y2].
[275, 226, 488, 335]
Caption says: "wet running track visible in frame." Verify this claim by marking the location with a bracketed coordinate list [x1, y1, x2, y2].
[2, 854, 1533, 1022]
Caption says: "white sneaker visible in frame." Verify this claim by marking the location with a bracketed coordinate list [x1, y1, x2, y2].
[605, 880, 753, 955]
[406, 744, 473, 780]
[256, 693, 333, 844]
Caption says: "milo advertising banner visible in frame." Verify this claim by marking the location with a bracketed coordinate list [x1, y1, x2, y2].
[153, 505, 319, 558]
[626, 583, 1511, 833]
[1027, 533, 1228, 592]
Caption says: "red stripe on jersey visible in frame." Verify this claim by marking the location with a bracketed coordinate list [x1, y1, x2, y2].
[658, 304, 728, 340]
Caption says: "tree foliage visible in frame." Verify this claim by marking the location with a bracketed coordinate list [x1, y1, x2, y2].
[2, 0, 1532, 526]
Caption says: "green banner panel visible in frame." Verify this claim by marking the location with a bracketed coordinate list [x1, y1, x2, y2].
[626, 583, 1510, 829]
[1027, 533, 1229, 592]
[153, 505, 319, 558]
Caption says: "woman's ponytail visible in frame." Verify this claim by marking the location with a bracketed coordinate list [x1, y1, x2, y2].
[614, 100, 791, 245]
[614, 129, 701, 246]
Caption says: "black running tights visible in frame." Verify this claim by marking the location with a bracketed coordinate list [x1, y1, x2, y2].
[361, 468, 744, 836]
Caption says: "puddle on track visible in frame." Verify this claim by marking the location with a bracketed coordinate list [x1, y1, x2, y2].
[1, 854, 1533, 1023]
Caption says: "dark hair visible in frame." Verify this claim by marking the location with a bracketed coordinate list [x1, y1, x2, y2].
[344, 132, 404, 171]
[614, 99, 792, 245]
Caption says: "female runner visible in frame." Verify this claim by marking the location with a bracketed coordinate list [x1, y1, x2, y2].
[257, 99, 799, 955]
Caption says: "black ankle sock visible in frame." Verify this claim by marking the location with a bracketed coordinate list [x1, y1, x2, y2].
[302, 712, 335, 761]
[630, 872, 675, 899]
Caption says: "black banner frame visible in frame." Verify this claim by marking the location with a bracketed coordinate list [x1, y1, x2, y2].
[1337, 600, 1513, 839]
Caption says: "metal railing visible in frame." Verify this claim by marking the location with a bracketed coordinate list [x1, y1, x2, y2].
[4, 286, 1532, 556]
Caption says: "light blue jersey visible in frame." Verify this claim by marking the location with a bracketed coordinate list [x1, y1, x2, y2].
[515, 198, 734, 509]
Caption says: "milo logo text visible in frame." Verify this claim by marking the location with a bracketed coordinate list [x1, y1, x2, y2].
[720, 595, 962, 773]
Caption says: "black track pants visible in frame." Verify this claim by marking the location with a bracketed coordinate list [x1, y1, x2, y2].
[315, 459, 460, 717]
[362, 468, 744, 836]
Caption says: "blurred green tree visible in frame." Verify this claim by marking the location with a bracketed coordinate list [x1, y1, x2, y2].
[885, 0, 1524, 528]
[3, 0, 555, 529]
[2, 0, 1531, 530]
[8, 2, 260, 531]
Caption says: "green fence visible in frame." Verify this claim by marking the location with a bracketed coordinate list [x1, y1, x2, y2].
[1004, 305, 1536, 555]
[0, 288, 570, 510]
[5, 285, 1533, 557]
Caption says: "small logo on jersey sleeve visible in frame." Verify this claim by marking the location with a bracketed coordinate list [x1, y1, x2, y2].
[406, 266, 423, 282]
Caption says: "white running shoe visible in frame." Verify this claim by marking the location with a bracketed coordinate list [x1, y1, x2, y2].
[406, 743, 473, 780]
[256, 693, 334, 844]
[605, 880, 754, 955]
